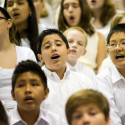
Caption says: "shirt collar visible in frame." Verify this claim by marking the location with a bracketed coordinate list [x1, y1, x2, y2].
[42, 64, 70, 81]
[111, 65, 125, 84]
[10, 108, 49, 125]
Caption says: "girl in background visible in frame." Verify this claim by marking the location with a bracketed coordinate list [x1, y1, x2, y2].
[58, 0, 107, 72]
[4, 0, 39, 59]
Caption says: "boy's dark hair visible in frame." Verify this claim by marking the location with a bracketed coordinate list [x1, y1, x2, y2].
[107, 23, 125, 44]
[12, 60, 47, 91]
[37, 28, 69, 54]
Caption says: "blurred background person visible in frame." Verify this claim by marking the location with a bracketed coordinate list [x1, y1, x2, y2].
[58, 0, 107, 73]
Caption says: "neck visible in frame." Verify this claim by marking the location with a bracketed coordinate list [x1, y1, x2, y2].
[117, 67, 125, 78]
[67, 58, 76, 66]
[16, 21, 28, 38]
[0, 35, 11, 51]
[18, 107, 40, 125]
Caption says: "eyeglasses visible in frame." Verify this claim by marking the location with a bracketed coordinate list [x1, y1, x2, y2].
[0, 17, 7, 20]
[107, 42, 125, 49]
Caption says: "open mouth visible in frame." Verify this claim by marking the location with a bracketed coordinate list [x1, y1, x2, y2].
[51, 54, 60, 59]
[24, 96, 34, 103]
[69, 16, 75, 22]
[91, 0, 96, 3]
[115, 55, 125, 60]
[13, 13, 20, 18]
[71, 50, 76, 53]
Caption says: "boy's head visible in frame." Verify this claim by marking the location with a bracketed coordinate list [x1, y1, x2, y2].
[65, 89, 110, 125]
[37, 29, 70, 74]
[63, 27, 87, 65]
[11, 60, 49, 111]
[107, 24, 125, 69]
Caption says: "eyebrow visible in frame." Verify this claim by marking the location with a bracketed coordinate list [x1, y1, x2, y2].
[42, 40, 63, 47]
[17, 79, 40, 83]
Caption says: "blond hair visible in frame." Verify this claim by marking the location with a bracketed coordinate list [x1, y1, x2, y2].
[63, 26, 88, 47]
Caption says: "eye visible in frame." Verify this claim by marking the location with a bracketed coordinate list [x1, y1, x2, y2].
[73, 3, 79, 8]
[110, 43, 116, 47]
[63, 4, 69, 9]
[44, 45, 50, 49]
[73, 114, 82, 120]
[78, 42, 83, 46]
[17, 84, 25, 88]
[18, 2, 24, 5]
[32, 83, 39, 87]
[68, 40, 73, 43]
[56, 43, 62, 46]
[7, 2, 14, 7]
[121, 42, 125, 45]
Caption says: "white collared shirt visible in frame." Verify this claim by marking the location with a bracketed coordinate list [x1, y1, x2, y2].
[96, 65, 125, 125]
[9, 107, 67, 125]
[67, 62, 96, 82]
[41, 65, 95, 120]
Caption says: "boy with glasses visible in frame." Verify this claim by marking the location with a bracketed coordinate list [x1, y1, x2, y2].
[96, 24, 125, 125]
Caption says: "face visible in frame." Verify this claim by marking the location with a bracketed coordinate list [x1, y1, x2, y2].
[12, 71, 49, 112]
[38, 34, 70, 72]
[66, 30, 86, 62]
[63, 0, 81, 27]
[108, 32, 125, 69]
[33, 0, 43, 20]
[0, 12, 12, 38]
[71, 104, 109, 125]
[86, 0, 105, 11]
[6, 0, 31, 25]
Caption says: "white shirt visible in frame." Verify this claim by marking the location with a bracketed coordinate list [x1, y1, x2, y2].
[67, 62, 96, 81]
[9, 107, 67, 125]
[99, 56, 114, 73]
[0, 45, 36, 111]
[41, 65, 95, 120]
[96, 65, 125, 125]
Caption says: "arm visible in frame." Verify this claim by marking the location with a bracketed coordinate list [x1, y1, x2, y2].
[97, 32, 107, 73]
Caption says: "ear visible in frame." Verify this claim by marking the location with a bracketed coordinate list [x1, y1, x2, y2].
[7, 19, 13, 29]
[43, 88, 49, 100]
[106, 116, 110, 125]
[11, 90, 16, 101]
[37, 54, 44, 62]
[82, 49, 86, 56]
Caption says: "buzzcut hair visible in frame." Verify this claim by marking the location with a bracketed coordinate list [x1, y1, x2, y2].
[65, 89, 109, 125]
[12, 60, 47, 91]
[107, 23, 125, 44]
[37, 28, 69, 54]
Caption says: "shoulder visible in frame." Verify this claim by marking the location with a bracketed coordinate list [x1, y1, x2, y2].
[41, 108, 67, 125]
[16, 45, 36, 62]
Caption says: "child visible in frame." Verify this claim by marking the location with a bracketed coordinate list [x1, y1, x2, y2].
[58, 0, 107, 73]
[63, 27, 95, 81]
[65, 89, 110, 125]
[96, 24, 125, 125]
[9, 60, 66, 125]
[37, 28, 95, 120]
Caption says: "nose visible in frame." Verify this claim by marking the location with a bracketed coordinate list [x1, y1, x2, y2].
[83, 114, 90, 125]
[51, 44, 56, 52]
[72, 42, 77, 48]
[12, 2, 18, 9]
[25, 84, 32, 94]
[69, 5, 73, 12]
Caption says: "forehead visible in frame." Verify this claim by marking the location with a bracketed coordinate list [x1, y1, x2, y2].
[17, 71, 41, 81]
[63, 0, 79, 4]
[110, 32, 125, 41]
[42, 34, 64, 45]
